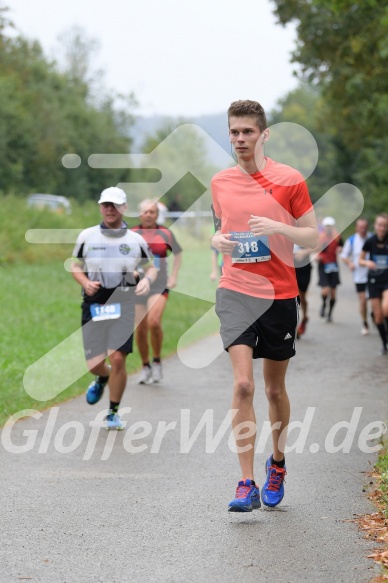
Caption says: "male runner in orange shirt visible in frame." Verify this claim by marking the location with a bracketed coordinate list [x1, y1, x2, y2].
[211, 100, 318, 511]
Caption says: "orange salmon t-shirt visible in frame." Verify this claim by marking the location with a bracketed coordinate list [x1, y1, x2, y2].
[211, 158, 314, 299]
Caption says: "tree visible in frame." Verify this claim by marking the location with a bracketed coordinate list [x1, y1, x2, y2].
[140, 119, 219, 212]
[271, 0, 388, 215]
[268, 83, 338, 203]
[0, 12, 136, 201]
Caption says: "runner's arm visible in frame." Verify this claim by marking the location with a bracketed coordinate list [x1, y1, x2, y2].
[211, 206, 238, 255]
[70, 260, 101, 296]
[340, 240, 355, 270]
[248, 209, 318, 248]
[211, 231, 238, 255]
[167, 251, 182, 289]
[359, 249, 376, 270]
[211, 203, 239, 255]
[134, 237, 159, 295]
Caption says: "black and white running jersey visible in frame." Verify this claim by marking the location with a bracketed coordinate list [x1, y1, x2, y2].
[73, 223, 153, 292]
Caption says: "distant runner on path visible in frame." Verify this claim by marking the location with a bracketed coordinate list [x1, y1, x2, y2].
[359, 213, 388, 355]
[132, 199, 182, 384]
[293, 243, 314, 339]
[316, 216, 343, 323]
[340, 218, 372, 335]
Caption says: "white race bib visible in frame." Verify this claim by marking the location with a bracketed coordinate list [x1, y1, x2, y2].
[230, 231, 271, 264]
[90, 303, 121, 321]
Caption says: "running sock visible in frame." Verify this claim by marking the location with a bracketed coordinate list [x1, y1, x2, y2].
[377, 323, 387, 347]
[328, 298, 336, 316]
[98, 374, 109, 384]
[320, 295, 327, 316]
[271, 455, 285, 469]
[109, 401, 120, 414]
[142, 362, 151, 368]
[153, 357, 161, 363]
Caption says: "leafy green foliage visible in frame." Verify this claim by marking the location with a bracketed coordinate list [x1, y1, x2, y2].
[268, 83, 338, 203]
[271, 0, 388, 217]
[0, 10, 136, 201]
[141, 118, 219, 212]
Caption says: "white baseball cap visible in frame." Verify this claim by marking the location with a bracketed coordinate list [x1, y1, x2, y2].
[98, 187, 127, 205]
[322, 216, 336, 226]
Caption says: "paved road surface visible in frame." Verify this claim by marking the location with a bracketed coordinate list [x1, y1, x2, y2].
[1, 268, 387, 583]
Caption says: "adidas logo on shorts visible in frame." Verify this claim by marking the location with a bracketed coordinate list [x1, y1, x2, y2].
[284, 333, 292, 340]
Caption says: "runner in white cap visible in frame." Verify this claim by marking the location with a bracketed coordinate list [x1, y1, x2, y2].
[71, 187, 157, 429]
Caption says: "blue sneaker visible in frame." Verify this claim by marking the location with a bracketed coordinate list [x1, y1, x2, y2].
[228, 479, 261, 512]
[105, 412, 123, 430]
[262, 457, 287, 507]
[86, 377, 108, 405]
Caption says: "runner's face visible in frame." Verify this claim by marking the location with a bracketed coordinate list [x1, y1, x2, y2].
[229, 116, 262, 162]
[356, 220, 368, 237]
[100, 202, 125, 228]
[140, 205, 158, 228]
[374, 217, 388, 240]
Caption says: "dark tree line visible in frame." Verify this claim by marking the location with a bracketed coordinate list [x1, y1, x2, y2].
[0, 7, 136, 201]
[2, 1, 387, 216]
[271, 0, 388, 216]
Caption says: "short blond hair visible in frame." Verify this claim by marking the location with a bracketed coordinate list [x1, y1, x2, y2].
[138, 198, 159, 214]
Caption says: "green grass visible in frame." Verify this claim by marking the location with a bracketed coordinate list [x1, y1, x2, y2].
[371, 446, 388, 578]
[375, 447, 388, 517]
[0, 197, 219, 426]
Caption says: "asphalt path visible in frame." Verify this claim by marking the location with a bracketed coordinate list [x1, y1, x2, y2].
[1, 267, 387, 583]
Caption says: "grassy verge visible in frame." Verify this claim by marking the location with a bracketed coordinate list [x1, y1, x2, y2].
[375, 449, 388, 518]
[0, 260, 216, 427]
[353, 444, 388, 581]
[368, 448, 388, 580]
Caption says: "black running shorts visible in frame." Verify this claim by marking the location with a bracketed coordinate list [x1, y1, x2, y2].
[355, 283, 367, 293]
[215, 288, 299, 361]
[318, 262, 340, 288]
[295, 263, 312, 293]
[367, 277, 388, 299]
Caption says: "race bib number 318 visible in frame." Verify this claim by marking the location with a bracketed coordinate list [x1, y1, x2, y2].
[230, 231, 271, 264]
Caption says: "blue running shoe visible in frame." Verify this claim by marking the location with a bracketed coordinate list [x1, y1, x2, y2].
[86, 377, 108, 405]
[105, 412, 123, 430]
[262, 457, 287, 507]
[228, 479, 261, 512]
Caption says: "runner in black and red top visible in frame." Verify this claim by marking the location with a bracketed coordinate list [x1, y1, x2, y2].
[131, 199, 183, 384]
[317, 216, 343, 323]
